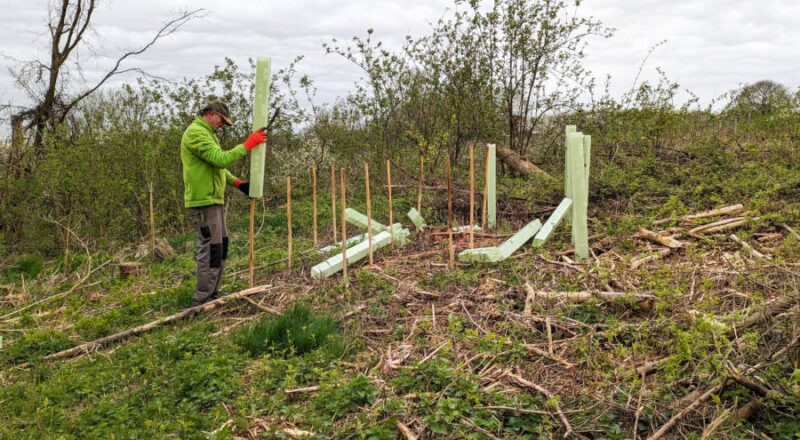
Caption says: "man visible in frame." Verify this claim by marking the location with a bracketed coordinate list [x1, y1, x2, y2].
[181, 100, 266, 306]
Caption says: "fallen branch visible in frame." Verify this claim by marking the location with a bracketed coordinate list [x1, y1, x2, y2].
[396, 421, 418, 440]
[653, 204, 744, 225]
[647, 381, 726, 440]
[630, 249, 672, 271]
[285, 386, 321, 395]
[525, 283, 655, 311]
[507, 371, 575, 438]
[782, 224, 800, 241]
[636, 228, 683, 249]
[41, 285, 273, 362]
[689, 217, 748, 235]
[729, 234, 767, 259]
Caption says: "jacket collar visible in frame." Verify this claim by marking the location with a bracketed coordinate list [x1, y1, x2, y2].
[194, 117, 216, 134]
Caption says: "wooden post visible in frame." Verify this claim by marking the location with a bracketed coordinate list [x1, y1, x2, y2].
[340, 169, 348, 284]
[149, 181, 155, 256]
[365, 162, 373, 266]
[331, 164, 337, 243]
[287, 176, 293, 271]
[447, 156, 454, 269]
[469, 146, 475, 249]
[386, 159, 394, 244]
[482, 147, 489, 231]
[418, 154, 424, 213]
[249, 199, 255, 288]
[312, 167, 318, 247]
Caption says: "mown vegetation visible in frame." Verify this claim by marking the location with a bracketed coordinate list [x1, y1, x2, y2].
[1, 0, 799, 438]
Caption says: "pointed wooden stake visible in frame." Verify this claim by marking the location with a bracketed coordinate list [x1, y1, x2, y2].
[418, 154, 424, 213]
[365, 162, 373, 265]
[287, 176, 293, 271]
[340, 168, 348, 284]
[447, 156, 455, 269]
[249, 198, 255, 288]
[387, 159, 394, 244]
[312, 166, 318, 247]
[469, 146, 475, 248]
[331, 164, 337, 243]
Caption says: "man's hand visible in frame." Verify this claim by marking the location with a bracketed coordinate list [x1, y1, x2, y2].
[234, 180, 250, 196]
[242, 130, 267, 151]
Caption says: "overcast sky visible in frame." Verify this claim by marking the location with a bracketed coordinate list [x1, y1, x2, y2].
[1, 0, 798, 118]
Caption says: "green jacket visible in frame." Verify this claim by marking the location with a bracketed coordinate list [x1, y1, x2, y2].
[181, 117, 247, 208]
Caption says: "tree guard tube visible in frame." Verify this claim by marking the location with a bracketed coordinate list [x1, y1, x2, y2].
[249, 57, 272, 198]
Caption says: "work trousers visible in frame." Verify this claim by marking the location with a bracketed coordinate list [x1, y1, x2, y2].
[188, 205, 229, 303]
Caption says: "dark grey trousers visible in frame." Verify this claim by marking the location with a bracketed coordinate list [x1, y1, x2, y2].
[188, 205, 228, 303]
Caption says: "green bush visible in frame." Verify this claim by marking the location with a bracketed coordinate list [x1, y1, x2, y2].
[234, 303, 338, 357]
[4, 255, 44, 281]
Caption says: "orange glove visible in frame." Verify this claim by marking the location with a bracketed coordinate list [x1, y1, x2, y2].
[243, 130, 267, 151]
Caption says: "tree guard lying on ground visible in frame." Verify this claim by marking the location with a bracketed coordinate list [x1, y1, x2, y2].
[311, 224, 410, 279]
[533, 198, 572, 247]
[458, 219, 542, 263]
[407, 208, 426, 230]
[345, 208, 388, 233]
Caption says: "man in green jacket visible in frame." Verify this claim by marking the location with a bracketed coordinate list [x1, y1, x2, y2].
[181, 100, 266, 306]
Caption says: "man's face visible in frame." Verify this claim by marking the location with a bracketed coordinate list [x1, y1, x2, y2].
[211, 112, 226, 130]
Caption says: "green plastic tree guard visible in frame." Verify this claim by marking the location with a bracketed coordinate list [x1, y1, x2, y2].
[458, 219, 541, 263]
[249, 57, 272, 198]
[533, 198, 573, 247]
[345, 208, 388, 233]
[497, 219, 542, 258]
[311, 224, 410, 279]
[564, 125, 577, 205]
[407, 208, 426, 230]
[486, 144, 497, 229]
[568, 132, 589, 259]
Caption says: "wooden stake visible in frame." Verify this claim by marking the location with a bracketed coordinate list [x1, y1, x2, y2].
[331, 164, 337, 243]
[482, 146, 489, 231]
[249, 198, 255, 288]
[447, 155, 454, 269]
[469, 146, 475, 249]
[149, 181, 155, 256]
[312, 166, 318, 247]
[340, 168, 348, 284]
[365, 162, 373, 265]
[387, 159, 394, 244]
[418, 154, 424, 213]
[287, 176, 293, 271]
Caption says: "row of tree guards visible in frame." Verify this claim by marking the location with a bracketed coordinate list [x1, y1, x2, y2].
[247, 57, 588, 286]
[246, 145, 497, 287]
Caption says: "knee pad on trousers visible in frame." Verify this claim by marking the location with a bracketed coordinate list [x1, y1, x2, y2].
[210, 243, 223, 268]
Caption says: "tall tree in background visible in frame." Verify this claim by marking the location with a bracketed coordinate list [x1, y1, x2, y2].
[9, 0, 201, 149]
[731, 80, 793, 118]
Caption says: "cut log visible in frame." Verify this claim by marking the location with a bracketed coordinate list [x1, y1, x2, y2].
[496, 144, 552, 178]
[42, 284, 273, 362]
[525, 283, 655, 311]
[636, 228, 683, 249]
[729, 234, 767, 259]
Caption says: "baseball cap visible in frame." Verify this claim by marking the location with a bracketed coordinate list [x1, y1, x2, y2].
[203, 100, 233, 126]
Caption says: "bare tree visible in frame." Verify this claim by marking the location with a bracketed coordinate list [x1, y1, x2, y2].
[9, 0, 203, 149]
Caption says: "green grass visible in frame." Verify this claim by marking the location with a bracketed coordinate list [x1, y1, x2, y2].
[234, 303, 339, 358]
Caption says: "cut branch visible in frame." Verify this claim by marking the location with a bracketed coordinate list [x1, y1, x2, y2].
[40, 284, 272, 362]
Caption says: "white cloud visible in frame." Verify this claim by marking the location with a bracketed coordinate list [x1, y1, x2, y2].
[1, 0, 798, 116]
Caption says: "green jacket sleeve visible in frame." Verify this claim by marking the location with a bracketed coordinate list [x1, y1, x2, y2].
[224, 169, 239, 186]
[185, 128, 247, 168]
